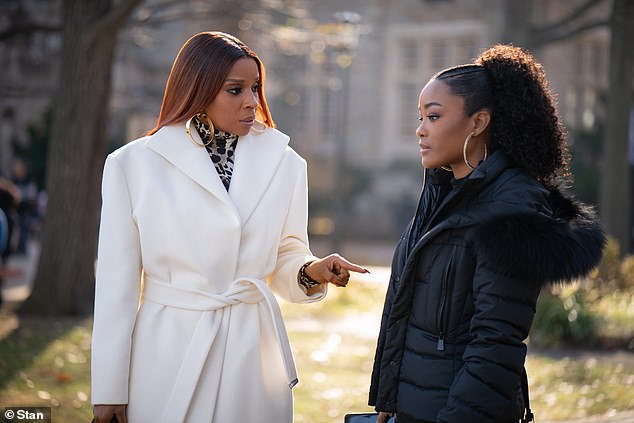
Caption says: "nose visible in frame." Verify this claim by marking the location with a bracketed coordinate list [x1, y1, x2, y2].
[245, 90, 258, 109]
[416, 121, 426, 138]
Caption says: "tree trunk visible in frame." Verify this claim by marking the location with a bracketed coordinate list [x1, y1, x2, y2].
[600, 0, 634, 254]
[20, 0, 124, 315]
[501, 0, 533, 47]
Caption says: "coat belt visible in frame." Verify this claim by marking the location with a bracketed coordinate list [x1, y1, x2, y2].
[142, 275, 298, 423]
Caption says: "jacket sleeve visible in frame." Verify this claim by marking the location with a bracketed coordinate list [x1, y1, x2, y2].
[267, 158, 326, 303]
[91, 155, 142, 405]
[436, 257, 541, 422]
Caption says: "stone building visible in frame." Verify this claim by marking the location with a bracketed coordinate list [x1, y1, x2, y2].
[0, 0, 61, 176]
[0, 0, 615, 244]
[267, 0, 611, 242]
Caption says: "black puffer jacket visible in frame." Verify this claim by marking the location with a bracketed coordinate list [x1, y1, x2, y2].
[369, 151, 605, 422]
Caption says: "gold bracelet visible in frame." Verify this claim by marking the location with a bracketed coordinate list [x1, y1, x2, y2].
[298, 261, 320, 289]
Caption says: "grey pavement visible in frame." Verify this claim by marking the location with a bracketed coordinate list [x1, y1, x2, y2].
[0, 238, 39, 305]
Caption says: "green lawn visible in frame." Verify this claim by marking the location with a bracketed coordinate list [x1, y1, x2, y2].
[1, 273, 632, 422]
[284, 280, 634, 422]
[0, 315, 93, 422]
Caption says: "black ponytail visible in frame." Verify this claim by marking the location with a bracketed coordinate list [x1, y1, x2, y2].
[432, 45, 569, 187]
[475, 44, 570, 187]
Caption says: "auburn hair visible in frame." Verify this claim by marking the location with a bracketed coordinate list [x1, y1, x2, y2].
[147, 31, 274, 135]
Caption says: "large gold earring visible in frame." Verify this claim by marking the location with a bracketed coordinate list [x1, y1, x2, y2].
[463, 132, 488, 170]
[185, 112, 214, 147]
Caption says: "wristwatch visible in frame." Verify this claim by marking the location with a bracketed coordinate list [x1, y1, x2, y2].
[298, 261, 320, 289]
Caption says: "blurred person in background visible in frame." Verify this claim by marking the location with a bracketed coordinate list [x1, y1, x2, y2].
[0, 176, 21, 308]
[91, 31, 368, 423]
[369, 45, 605, 423]
[10, 157, 38, 255]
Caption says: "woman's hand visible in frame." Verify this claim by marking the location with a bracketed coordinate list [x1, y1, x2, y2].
[377, 412, 393, 423]
[93, 404, 127, 423]
[305, 253, 369, 287]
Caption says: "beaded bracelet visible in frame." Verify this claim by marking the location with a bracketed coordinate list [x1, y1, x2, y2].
[298, 261, 321, 289]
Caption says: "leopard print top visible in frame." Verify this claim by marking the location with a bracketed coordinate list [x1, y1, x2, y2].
[193, 117, 238, 191]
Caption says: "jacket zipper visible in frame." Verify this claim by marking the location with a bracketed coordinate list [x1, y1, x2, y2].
[436, 254, 454, 351]
[406, 170, 428, 257]
[437, 335, 445, 351]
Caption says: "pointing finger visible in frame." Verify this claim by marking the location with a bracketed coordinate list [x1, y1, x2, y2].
[333, 257, 370, 274]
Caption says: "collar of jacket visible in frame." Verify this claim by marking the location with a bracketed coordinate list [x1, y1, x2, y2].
[474, 181, 606, 287]
[408, 151, 511, 252]
[412, 151, 606, 286]
[146, 123, 290, 226]
[424, 150, 511, 212]
[471, 151, 606, 286]
[424, 149, 510, 187]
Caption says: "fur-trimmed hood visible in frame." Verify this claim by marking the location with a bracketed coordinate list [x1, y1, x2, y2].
[474, 186, 606, 287]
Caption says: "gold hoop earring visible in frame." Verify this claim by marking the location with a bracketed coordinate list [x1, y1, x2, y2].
[185, 112, 214, 147]
[463, 132, 488, 170]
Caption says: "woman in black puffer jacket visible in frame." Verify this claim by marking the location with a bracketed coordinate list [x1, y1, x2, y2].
[369, 45, 606, 423]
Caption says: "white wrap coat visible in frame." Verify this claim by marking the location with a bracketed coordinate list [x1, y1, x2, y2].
[91, 123, 325, 422]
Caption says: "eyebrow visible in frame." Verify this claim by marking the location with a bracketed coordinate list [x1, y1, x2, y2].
[224, 77, 260, 84]
[423, 101, 443, 109]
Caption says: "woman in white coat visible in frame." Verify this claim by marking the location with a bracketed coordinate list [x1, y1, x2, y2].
[91, 31, 368, 423]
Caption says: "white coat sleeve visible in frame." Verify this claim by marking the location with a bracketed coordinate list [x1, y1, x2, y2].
[268, 159, 327, 303]
[91, 155, 142, 405]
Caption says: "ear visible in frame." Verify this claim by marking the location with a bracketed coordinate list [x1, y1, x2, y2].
[471, 109, 491, 136]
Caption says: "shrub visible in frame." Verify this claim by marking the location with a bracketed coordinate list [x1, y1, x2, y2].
[595, 237, 621, 284]
[619, 255, 634, 290]
[531, 283, 600, 347]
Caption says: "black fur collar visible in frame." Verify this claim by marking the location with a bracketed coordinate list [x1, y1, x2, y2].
[474, 189, 606, 287]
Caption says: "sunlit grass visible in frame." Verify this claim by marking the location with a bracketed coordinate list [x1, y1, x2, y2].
[591, 290, 634, 339]
[0, 269, 632, 423]
[0, 316, 93, 422]
[282, 277, 386, 423]
[283, 274, 634, 422]
[527, 353, 634, 420]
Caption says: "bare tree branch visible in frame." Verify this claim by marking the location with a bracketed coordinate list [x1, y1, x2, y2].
[0, 0, 61, 42]
[0, 22, 60, 41]
[131, 0, 208, 23]
[534, 0, 606, 33]
[142, 0, 190, 13]
[128, 0, 305, 27]
[533, 19, 609, 46]
[84, 0, 146, 44]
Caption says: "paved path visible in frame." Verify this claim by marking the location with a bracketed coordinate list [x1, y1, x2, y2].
[0, 239, 39, 308]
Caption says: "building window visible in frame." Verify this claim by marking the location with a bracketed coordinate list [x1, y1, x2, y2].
[565, 87, 577, 128]
[567, 39, 608, 131]
[400, 82, 419, 136]
[582, 88, 597, 130]
[455, 37, 477, 63]
[401, 40, 419, 70]
[394, 33, 482, 138]
[430, 39, 448, 69]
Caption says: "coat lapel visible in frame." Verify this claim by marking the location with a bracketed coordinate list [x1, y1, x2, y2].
[229, 127, 290, 225]
[146, 124, 236, 213]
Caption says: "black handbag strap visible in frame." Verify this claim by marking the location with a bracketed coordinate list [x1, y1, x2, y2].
[521, 368, 535, 423]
